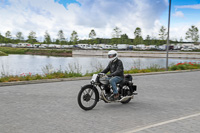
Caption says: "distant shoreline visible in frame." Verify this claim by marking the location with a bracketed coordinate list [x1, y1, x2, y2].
[1, 47, 200, 59]
[73, 50, 200, 59]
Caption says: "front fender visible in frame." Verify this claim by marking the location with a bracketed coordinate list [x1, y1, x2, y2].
[81, 84, 100, 102]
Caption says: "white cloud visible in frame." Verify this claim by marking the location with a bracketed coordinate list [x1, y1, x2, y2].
[175, 4, 200, 9]
[0, 0, 172, 41]
[173, 11, 184, 18]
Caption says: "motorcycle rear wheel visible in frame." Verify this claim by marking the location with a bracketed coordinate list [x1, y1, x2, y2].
[77, 86, 98, 111]
[120, 86, 132, 104]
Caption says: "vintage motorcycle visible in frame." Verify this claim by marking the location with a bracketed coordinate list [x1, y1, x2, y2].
[77, 73, 137, 110]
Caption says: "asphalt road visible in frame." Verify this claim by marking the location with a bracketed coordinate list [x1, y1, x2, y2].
[0, 71, 200, 133]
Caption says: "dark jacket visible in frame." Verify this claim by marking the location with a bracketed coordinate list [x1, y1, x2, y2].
[101, 58, 124, 78]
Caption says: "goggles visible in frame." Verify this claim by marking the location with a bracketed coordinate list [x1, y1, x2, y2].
[108, 53, 116, 58]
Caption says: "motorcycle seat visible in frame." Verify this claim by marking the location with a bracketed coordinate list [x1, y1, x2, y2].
[118, 79, 130, 86]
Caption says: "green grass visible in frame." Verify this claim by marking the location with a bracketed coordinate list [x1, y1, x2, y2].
[0, 47, 72, 56]
[0, 47, 28, 54]
[0, 51, 8, 56]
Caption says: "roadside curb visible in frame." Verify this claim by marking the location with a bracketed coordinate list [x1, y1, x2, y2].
[0, 69, 200, 87]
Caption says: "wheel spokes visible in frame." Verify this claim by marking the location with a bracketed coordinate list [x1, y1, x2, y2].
[81, 88, 96, 107]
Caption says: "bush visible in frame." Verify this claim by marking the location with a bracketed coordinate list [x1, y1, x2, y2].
[169, 62, 200, 70]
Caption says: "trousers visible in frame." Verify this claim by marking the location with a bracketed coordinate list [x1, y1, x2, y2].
[108, 76, 123, 94]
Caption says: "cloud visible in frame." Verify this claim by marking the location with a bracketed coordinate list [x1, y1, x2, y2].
[173, 11, 184, 18]
[175, 4, 200, 9]
[0, 0, 168, 40]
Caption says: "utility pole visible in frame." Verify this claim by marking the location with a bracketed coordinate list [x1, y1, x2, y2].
[166, 0, 172, 71]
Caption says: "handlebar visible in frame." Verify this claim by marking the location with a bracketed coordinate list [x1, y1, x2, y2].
[98, 73, 105, 76]
[98, 73, 108, 78]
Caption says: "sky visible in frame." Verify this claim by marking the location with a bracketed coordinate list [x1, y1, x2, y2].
[0, 0, 200, 42]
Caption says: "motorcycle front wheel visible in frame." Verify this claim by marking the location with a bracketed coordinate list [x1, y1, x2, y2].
[77, 85, 98, 111]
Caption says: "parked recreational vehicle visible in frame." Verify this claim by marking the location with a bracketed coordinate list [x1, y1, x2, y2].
[148, 45, 157, 49]
[77, 44, 91, 49]
[136, 44, 146, 50]
[48, 44, 56, 48]
[40, 44, 48, 48]
[0, 43, 6, 47]
[55, 45, 61, 49]
[61, 45, 70, 48]
[33, 44, 40, 48]
[17, 43, 32, 48]
[117, 44, 129, 50]
[104, 44, 113, 49]
[182, 43, 195, 49]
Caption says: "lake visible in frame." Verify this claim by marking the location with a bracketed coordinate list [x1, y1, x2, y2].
[0, 54, 199, 76]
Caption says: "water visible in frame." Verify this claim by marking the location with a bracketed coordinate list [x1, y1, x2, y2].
[0, 54, 199, 76]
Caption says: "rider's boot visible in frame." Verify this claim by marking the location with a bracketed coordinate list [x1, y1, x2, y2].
[109, 93, 119, 101]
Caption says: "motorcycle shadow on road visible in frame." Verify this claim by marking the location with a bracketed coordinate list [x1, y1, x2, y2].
[96, 98, 163, 112]
[98, 100, 141, 110]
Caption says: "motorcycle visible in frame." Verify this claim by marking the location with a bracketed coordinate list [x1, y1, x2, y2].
[77, 73, 137, 111]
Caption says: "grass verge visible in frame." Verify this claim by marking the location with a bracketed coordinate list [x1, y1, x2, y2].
[0, 62, 200, 83]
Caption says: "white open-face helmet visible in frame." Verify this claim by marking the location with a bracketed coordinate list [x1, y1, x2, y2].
[108, 50, 118, 61]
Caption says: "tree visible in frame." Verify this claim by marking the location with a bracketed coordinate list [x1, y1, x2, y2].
[111, 38, 119, 44]
[134, 27, 143, 45]
[57, 30, 65, 45]
[16, 32, 24, 41]
[27, 31, 37, 44]
[120, 34, 129, 44]
[134, 27, 142, 38]
[185, 25, 199, 42]
[145, 35, 151, 45]
[89, 29, 96, 39]
[44, 31, 51, 44]
[70, 30, 78, 45]
[89, 29, 97, 44]
[158, 26, 167, 40]
[4, 31, 12, 43]
[112, 26, 122, 38]
[180, 37, 183, 42]
[0, 33, 5, 43]
[5, 31, 12, 39]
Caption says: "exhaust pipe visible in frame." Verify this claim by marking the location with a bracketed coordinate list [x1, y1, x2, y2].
[119, 95, 133, 102]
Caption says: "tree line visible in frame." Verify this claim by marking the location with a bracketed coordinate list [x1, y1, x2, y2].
[0, 25, 199, 45]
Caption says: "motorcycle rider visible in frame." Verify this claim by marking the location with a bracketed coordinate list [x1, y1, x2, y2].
[101, 50, 124, 100]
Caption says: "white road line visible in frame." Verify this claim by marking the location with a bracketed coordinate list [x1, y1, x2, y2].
[122, 112, 200, 133]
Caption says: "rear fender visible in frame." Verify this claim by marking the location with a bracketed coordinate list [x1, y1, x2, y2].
[81, 84, 100, 102]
